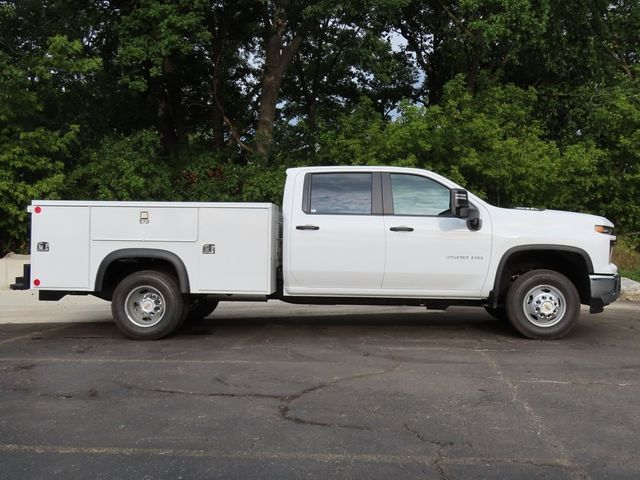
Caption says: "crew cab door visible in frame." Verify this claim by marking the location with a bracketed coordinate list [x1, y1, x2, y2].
[382, 173, 491, 296]
[287, 172, 385, 293]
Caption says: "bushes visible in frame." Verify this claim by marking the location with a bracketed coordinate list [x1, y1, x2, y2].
[70, 130, 176, 201]
[613, 236, 640, 282]
[173, 147, 286, 205]
[72, 132, 286, 205]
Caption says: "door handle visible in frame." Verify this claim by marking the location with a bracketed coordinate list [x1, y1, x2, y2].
[296, 225, 320, 230]
[389, 226, 414, 232]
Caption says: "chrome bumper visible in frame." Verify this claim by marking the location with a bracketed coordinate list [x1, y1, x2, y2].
[589, 274, 621, 313]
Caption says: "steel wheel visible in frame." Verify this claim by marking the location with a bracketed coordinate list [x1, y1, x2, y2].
[521, 285, 566, 328]
[124, 285, 166, 328]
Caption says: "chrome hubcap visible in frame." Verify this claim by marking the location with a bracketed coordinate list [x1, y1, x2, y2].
[125, 286, 166, 328]
[522, 285, 566, 328]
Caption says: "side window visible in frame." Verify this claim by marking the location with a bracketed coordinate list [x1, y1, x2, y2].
[390, 174, 450, 216]
[308, 173, 372, 214]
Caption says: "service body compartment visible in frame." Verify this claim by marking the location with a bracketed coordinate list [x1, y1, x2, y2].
[30, 204, 90, 290]
[30, 200, 279, 295]
[91, 207, 198, 242]
[197, 205, 279, 294]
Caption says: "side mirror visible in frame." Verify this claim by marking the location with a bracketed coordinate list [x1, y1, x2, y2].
[450, 189, 482, 231]
[450, 189, 470, 217]
[466, 208, 482, 231]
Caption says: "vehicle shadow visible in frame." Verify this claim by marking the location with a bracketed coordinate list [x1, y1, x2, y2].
[181, 310, 518, 339]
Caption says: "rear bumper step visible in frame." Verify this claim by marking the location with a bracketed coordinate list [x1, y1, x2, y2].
[10, 264, 31, 290]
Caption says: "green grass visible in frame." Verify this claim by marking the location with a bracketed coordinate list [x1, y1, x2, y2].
[619, 266, 640, 282]
[613, 236, 640, 282]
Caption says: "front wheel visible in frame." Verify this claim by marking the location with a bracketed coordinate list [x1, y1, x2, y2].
[111, 270, 186, 340]
[505, 269, 580, 339]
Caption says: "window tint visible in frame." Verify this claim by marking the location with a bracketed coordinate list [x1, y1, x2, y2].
[309, 173, 372, 214]
[390, 174, 450, 216]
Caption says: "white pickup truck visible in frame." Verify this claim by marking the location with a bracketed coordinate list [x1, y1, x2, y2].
[11, 166, 620, 340]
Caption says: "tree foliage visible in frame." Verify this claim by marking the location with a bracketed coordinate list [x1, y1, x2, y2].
[1, 0, 639, 255]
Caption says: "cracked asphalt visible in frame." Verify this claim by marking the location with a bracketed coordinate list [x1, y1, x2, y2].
[0, 298, 639, 479]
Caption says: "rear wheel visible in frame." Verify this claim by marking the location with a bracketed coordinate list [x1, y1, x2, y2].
[505, 269, 580, 339]
[185, 296, 219, 321]
[112, 270, 186, 340]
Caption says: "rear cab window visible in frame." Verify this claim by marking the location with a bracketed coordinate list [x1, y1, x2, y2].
[304, 173, 373, 215]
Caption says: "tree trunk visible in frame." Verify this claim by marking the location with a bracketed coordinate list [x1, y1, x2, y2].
[254, 10, 303, 161]
[156, 87, 179, 160]
[163, 56, 184, 148]
[255, 63, 284, 157]
[156, 56, 181, 161]
[211, 33, 226, 150]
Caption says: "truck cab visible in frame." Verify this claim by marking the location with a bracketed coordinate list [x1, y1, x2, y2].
[283, 167, 492, 298]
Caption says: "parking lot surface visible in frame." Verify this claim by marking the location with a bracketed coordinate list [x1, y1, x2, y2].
[0, 298, 639, 479]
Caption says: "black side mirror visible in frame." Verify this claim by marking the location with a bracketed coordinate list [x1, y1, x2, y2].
[450, 188, 482, 231]
[466, 208, 482, 231]
[450, 189, 470, 217]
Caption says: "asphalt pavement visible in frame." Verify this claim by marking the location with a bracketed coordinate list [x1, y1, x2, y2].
[0, 292, 639, 479]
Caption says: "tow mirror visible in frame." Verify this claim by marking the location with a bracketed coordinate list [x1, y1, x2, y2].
[450, 189, 470, 217]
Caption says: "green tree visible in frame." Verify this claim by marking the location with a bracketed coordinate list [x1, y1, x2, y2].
[0, 31, 99, 253]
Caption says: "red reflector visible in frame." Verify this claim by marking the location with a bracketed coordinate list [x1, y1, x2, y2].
[34, 206, 42, 214]
[33, 279, 41, 286]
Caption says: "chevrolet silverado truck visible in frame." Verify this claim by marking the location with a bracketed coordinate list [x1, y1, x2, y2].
[11, 166, 620, 340]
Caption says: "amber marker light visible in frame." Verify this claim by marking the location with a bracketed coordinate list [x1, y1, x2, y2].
[594, 225, 614, 235]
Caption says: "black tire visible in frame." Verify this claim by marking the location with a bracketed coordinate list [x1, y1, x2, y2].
[111, 270, 186, 340]
[484, 306, 509, 322]
[505, 269, 580, 339]
[185, 296, 219, 321]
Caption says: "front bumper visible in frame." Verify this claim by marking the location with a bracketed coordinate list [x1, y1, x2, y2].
[589, 274, 621, 313]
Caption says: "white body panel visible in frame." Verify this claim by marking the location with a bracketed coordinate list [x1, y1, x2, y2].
[289, 215, 385, 289]
[30, 201, 278, 295]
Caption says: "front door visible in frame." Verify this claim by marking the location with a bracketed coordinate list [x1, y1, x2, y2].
[382, 173, 491, 297]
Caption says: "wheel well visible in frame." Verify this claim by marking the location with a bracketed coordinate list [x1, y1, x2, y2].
[98, 258, 182, 301]
[493, 249, 591, 307]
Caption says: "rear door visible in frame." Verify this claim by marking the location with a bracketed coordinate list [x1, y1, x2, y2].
[288, 172, 385, 292]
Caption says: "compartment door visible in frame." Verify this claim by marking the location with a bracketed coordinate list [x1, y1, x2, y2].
[198, 208, 273, 293]
[31, 205, 90, 289]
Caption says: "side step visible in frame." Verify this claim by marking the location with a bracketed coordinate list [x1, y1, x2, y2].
[10, 264, 31, 290]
